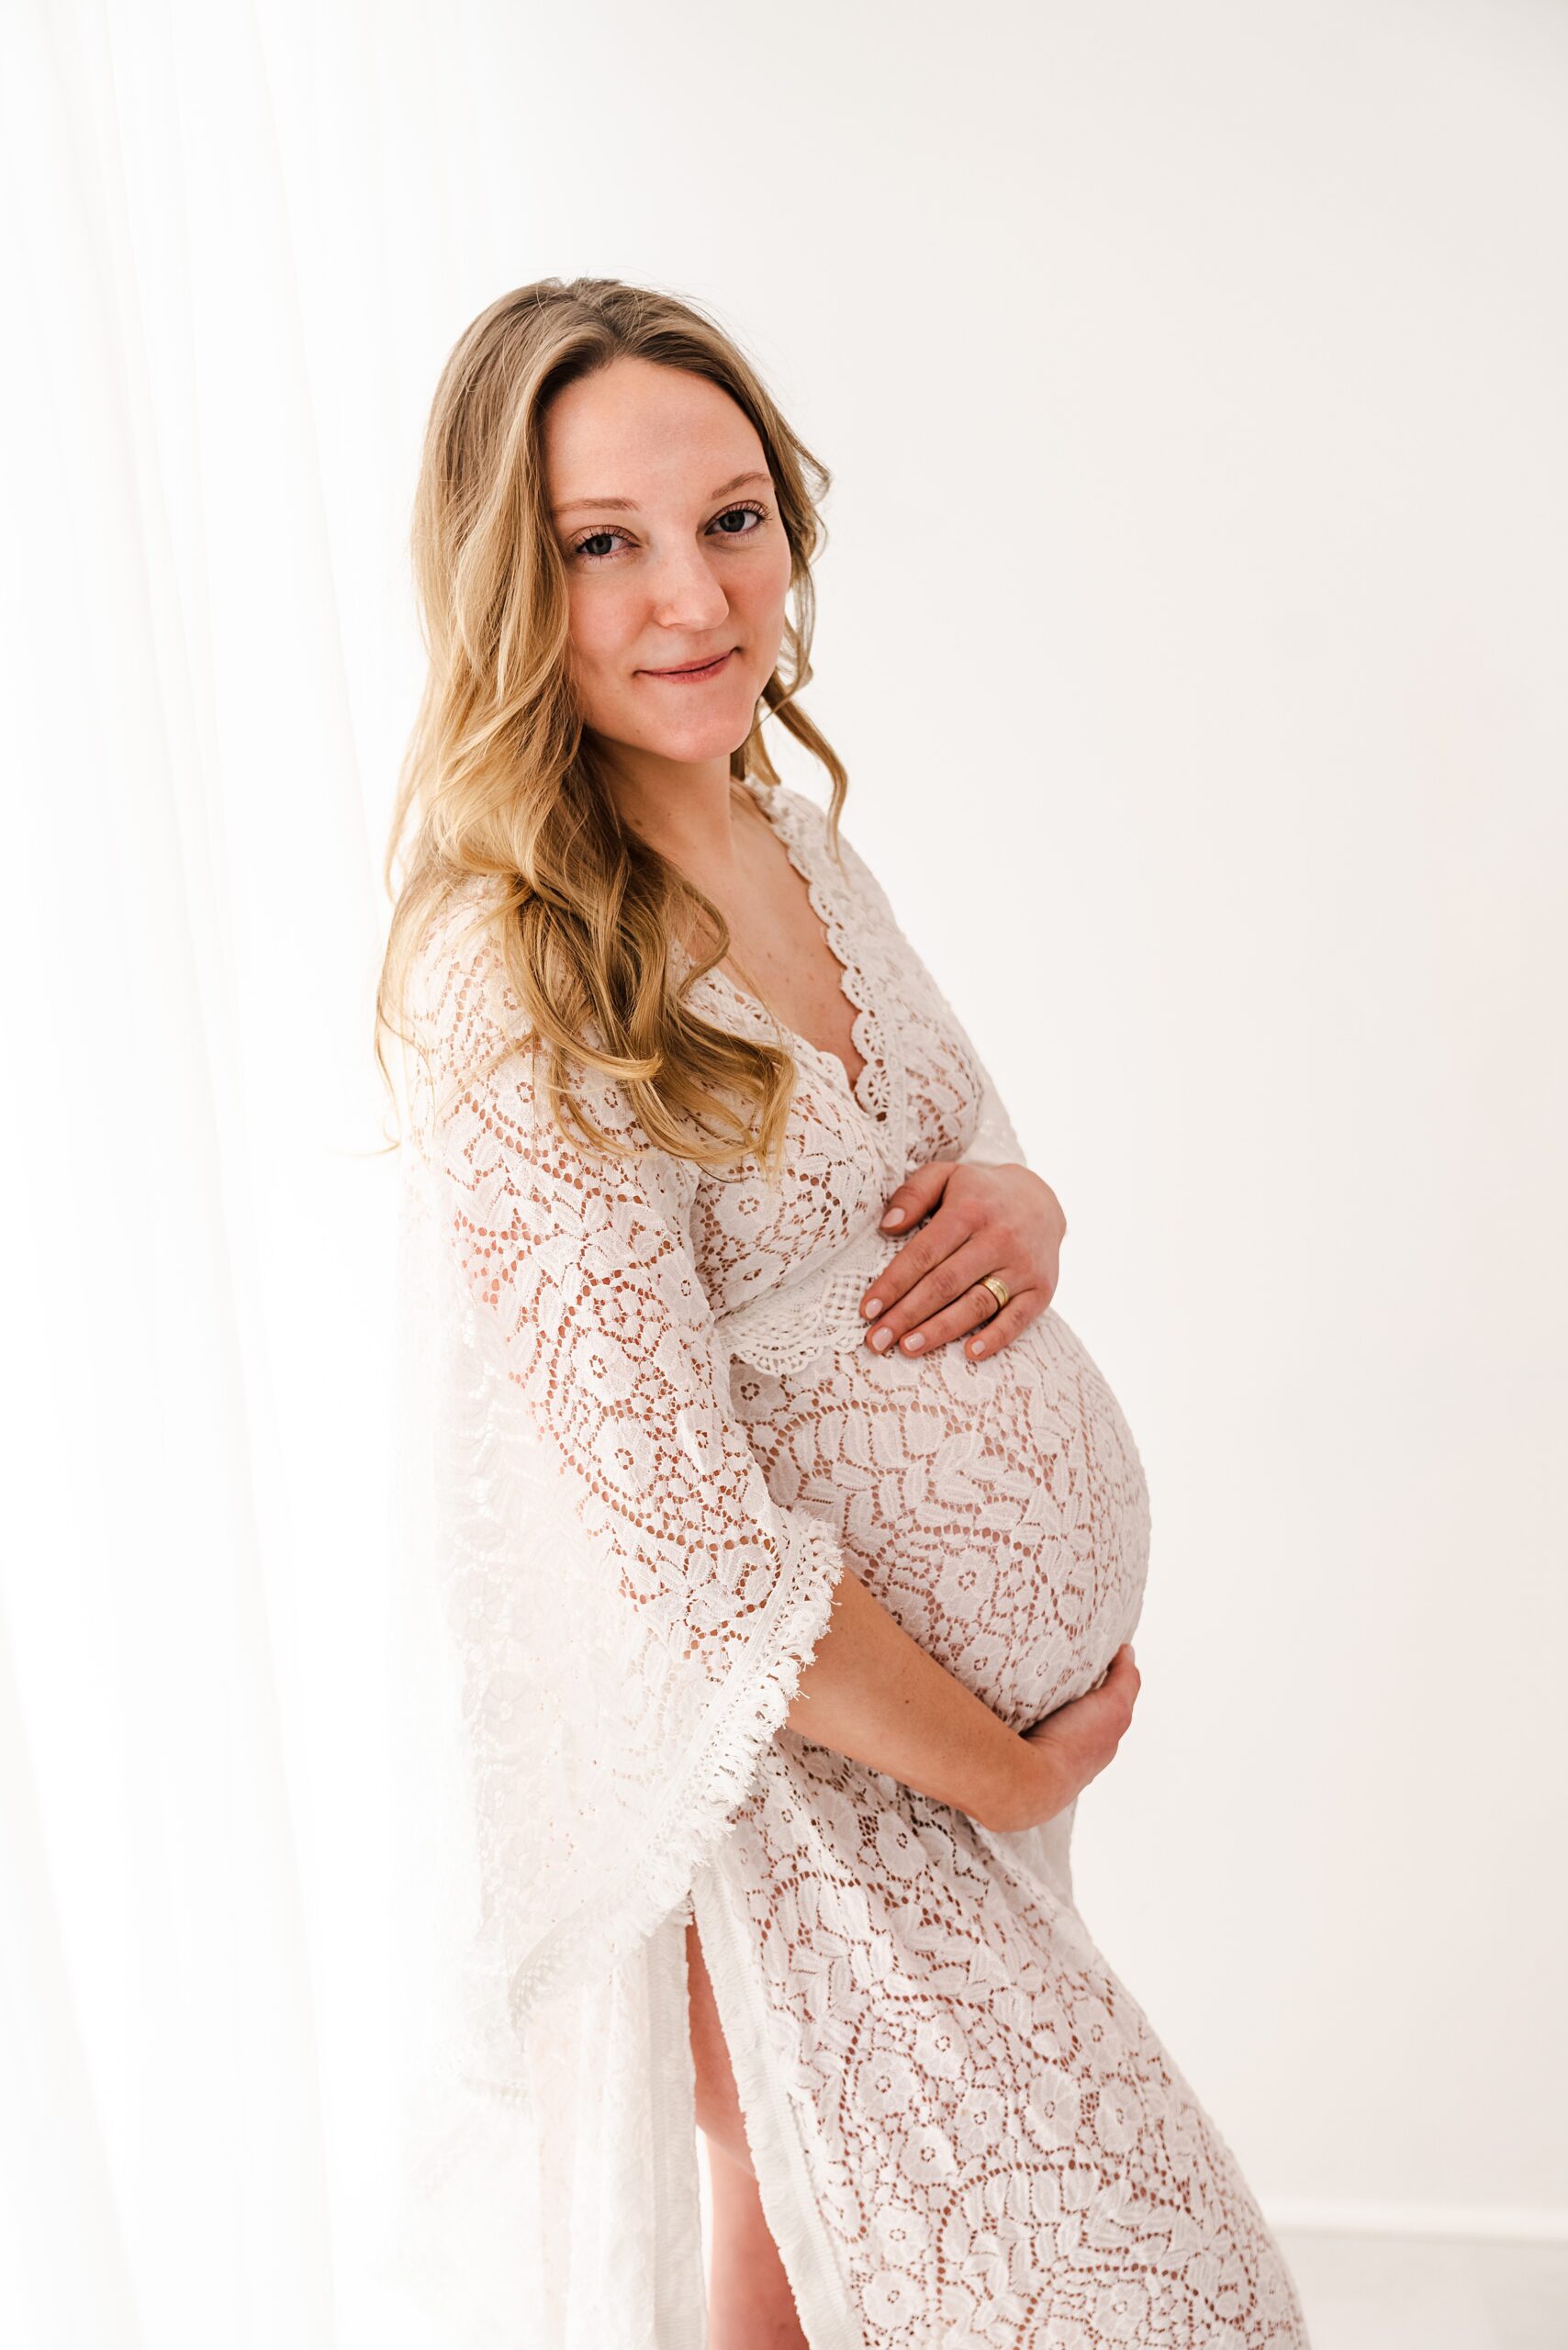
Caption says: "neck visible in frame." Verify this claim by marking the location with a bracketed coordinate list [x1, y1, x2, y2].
[599, 749, 755, 880]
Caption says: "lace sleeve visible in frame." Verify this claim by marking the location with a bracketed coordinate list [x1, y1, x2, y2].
[392, 885, 849, 2032]
[953, 1046, 1028, 1168]
[826, 809, 1028, 1168]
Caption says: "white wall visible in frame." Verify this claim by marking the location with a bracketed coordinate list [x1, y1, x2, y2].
[817, 2, 1567, 2235]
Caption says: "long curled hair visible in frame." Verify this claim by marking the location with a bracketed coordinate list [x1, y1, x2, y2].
[374, 275, 849, 1179]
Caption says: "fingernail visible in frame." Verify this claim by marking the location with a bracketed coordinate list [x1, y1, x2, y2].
[862, 1296, 883, 1318]
[902, 1332, 925, 1352]
[870, 1327, 893, 1352]
[881, 1207, 905, 1226]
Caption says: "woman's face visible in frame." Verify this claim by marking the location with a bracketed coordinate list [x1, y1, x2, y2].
[543, 356, 793, 781]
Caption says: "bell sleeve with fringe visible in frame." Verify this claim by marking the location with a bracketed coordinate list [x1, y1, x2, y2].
[377, 885, 850, 2346]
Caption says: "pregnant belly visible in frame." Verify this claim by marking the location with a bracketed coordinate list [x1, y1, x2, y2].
[728, 1306, 1151, 1731]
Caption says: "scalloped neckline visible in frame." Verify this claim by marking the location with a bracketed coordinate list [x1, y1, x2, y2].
[699, 777, 890, 1128]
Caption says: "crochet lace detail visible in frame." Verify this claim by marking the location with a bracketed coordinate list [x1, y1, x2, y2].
[386, 777, 1309, 2348]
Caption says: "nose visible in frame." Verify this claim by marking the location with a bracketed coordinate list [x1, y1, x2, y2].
[647, 543, 732, 632]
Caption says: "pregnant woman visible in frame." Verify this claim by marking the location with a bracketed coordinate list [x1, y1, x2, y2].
[378, 277, 1311, 2347]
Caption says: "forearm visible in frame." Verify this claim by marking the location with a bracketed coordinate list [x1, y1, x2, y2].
[784, 1559, 1046, 1833]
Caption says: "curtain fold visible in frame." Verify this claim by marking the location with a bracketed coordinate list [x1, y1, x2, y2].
[0, 6, 500, 2342]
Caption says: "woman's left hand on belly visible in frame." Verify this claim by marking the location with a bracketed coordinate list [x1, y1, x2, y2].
[857, 1158, 1065, 1362]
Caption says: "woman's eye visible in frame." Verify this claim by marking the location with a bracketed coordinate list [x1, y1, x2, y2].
[709, 500, 767, 541]
[569, 499, 768, 564]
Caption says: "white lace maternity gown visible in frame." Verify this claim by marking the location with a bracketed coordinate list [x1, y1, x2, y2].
[392, 775, 1311, 2349]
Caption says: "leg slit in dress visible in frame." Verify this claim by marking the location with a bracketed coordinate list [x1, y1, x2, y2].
[687, 1855, 860, 2350]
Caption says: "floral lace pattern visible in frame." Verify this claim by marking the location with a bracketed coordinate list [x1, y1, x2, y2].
[392, 775, 1309, 2345]
[689, 781, 1309, 2344]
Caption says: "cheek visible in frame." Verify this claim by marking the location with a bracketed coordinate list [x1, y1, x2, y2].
[736, 542, 793, 631]
[566, 580, 638, 679]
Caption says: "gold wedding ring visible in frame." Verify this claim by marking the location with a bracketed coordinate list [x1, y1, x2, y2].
[980, 1275, 1010, 1315]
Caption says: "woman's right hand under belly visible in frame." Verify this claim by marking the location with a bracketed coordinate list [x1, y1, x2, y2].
[999, 1642, 1142, 1833]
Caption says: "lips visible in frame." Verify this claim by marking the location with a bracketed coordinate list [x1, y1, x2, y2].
[641, 649, 734, 677]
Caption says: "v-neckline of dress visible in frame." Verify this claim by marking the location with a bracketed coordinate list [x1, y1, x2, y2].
[696, 776, 893, 1133]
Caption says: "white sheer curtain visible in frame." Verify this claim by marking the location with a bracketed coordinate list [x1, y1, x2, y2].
[0, 6, 511, 2343]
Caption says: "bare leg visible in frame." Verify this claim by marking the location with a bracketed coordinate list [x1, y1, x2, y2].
[705, 2135, 810, 2349]
[686, 1917, 808, 2350]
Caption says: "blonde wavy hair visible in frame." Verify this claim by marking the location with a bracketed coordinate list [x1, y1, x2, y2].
[375, 274, 851, 1181]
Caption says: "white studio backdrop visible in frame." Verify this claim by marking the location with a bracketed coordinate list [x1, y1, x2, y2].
[1, 1, 1562, 2344]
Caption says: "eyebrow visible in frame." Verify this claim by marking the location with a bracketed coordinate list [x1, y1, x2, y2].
[551, 469, 772, 520]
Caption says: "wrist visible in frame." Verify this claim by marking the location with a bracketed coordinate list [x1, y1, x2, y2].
[988, 1727, 1065, 1836]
